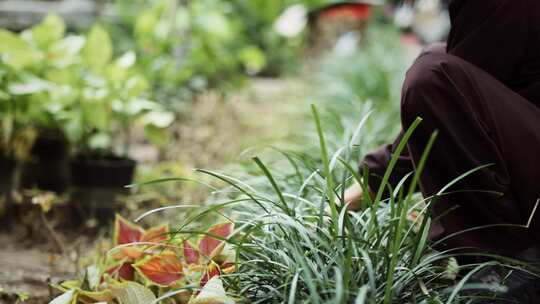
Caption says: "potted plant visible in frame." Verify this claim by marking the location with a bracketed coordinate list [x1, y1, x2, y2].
[0, 61, 18, 197]
[0, 15, 79, 193]
[0, 27, 52, 195]
[63, 24, 173, 220]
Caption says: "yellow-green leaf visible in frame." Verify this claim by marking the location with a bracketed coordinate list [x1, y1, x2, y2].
[0, 29, 42, 69]
[30, 14, 66, 49]
[83, 24, 112, 69]
[111, 281, 156, 304]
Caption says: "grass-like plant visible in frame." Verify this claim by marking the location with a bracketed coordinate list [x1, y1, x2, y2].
[148, 105, 524, 304]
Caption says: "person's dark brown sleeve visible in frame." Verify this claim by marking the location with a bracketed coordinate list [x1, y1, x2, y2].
[361, 131, 414, 196]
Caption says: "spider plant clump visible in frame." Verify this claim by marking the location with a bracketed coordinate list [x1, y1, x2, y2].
[180, 107, 517, 303]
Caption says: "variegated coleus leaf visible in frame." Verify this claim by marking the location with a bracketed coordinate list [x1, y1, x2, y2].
[106, 262, 135, 281]
[133, 252, 184, 287]
[112, 215, 170, 261]
[115, 215, 145, 246]
[199, 223, 234, 260]
[141, 224, 170, 243]
[184, 240, 200, 265]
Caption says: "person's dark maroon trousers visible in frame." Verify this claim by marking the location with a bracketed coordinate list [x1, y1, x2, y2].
[362, 0, 540, 256]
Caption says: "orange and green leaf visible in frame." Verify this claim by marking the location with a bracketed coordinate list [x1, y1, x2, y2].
[106, 262, 135, 281]
[199, 223, 234, 259]
[183, 240, 200, 265]
[111, 246, 145, 261]
[141, 224, 170, 243]
[114, 215, 144, 245]
[220, 262, 236, 275]
[134, 252, 184, 287]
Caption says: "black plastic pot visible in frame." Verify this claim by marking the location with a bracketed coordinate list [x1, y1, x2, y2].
[20, 130, 70, 193]
[70, 154, 136, 188]
[70, 154, 136, 224]
[0, 155, 15, 195]
[0, 155, 16, 228]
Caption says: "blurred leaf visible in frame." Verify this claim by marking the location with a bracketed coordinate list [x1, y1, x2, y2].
[116, 51, 137, 69]
[30, 14, 66, 50]
[82, 102, 108, 130]
[0, 89, 9, 100]
[143, 111, 174, 128]
[49, 289, 76, 304]
[31, 192, 56, 213]
[8, 76, 52, 95]
[444, 257, 459, 280]
[0, 29, 42, 69]
[48, 36, 86, 68]
[144, 124, 170, 148]
[197, 11, 232, 40]
[135, 8, 159, 37]
[239, 46, 267, 75]
[83, 24, 113, 70]
[190, 276, 235, 304]
[86, 265, 101, 290]
[111, 281, 156, 304]
[125, 75, 150, 97]
[88, 132, 111, 150]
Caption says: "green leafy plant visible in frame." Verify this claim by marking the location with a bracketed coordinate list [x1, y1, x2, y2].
[0, 15, 174, 159]
[51, 215, 237, 303]
[0, 17, 58, 159]
[66, 23, 174, 156]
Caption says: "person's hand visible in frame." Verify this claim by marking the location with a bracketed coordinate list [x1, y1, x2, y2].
[326, 182, 365, 214]
[341, 182, 365, 211]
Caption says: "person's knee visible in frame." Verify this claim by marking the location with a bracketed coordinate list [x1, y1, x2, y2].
[400, 52, 453, 125]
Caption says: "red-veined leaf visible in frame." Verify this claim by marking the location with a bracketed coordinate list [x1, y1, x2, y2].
[183, 240, 200, 264]
[141, 224, 169, 243]
[115, 215, 144, 245]
[199, 223, 233, 259]
[133, 252, 183, 287]
[106, 262, 135, 281]
[111, 247, 144, 261]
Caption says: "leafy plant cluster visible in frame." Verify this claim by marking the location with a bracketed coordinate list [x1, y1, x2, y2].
[0, 15, 173, 159]
[110, 0, 328, 111]
[51, 215, 237, 304]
